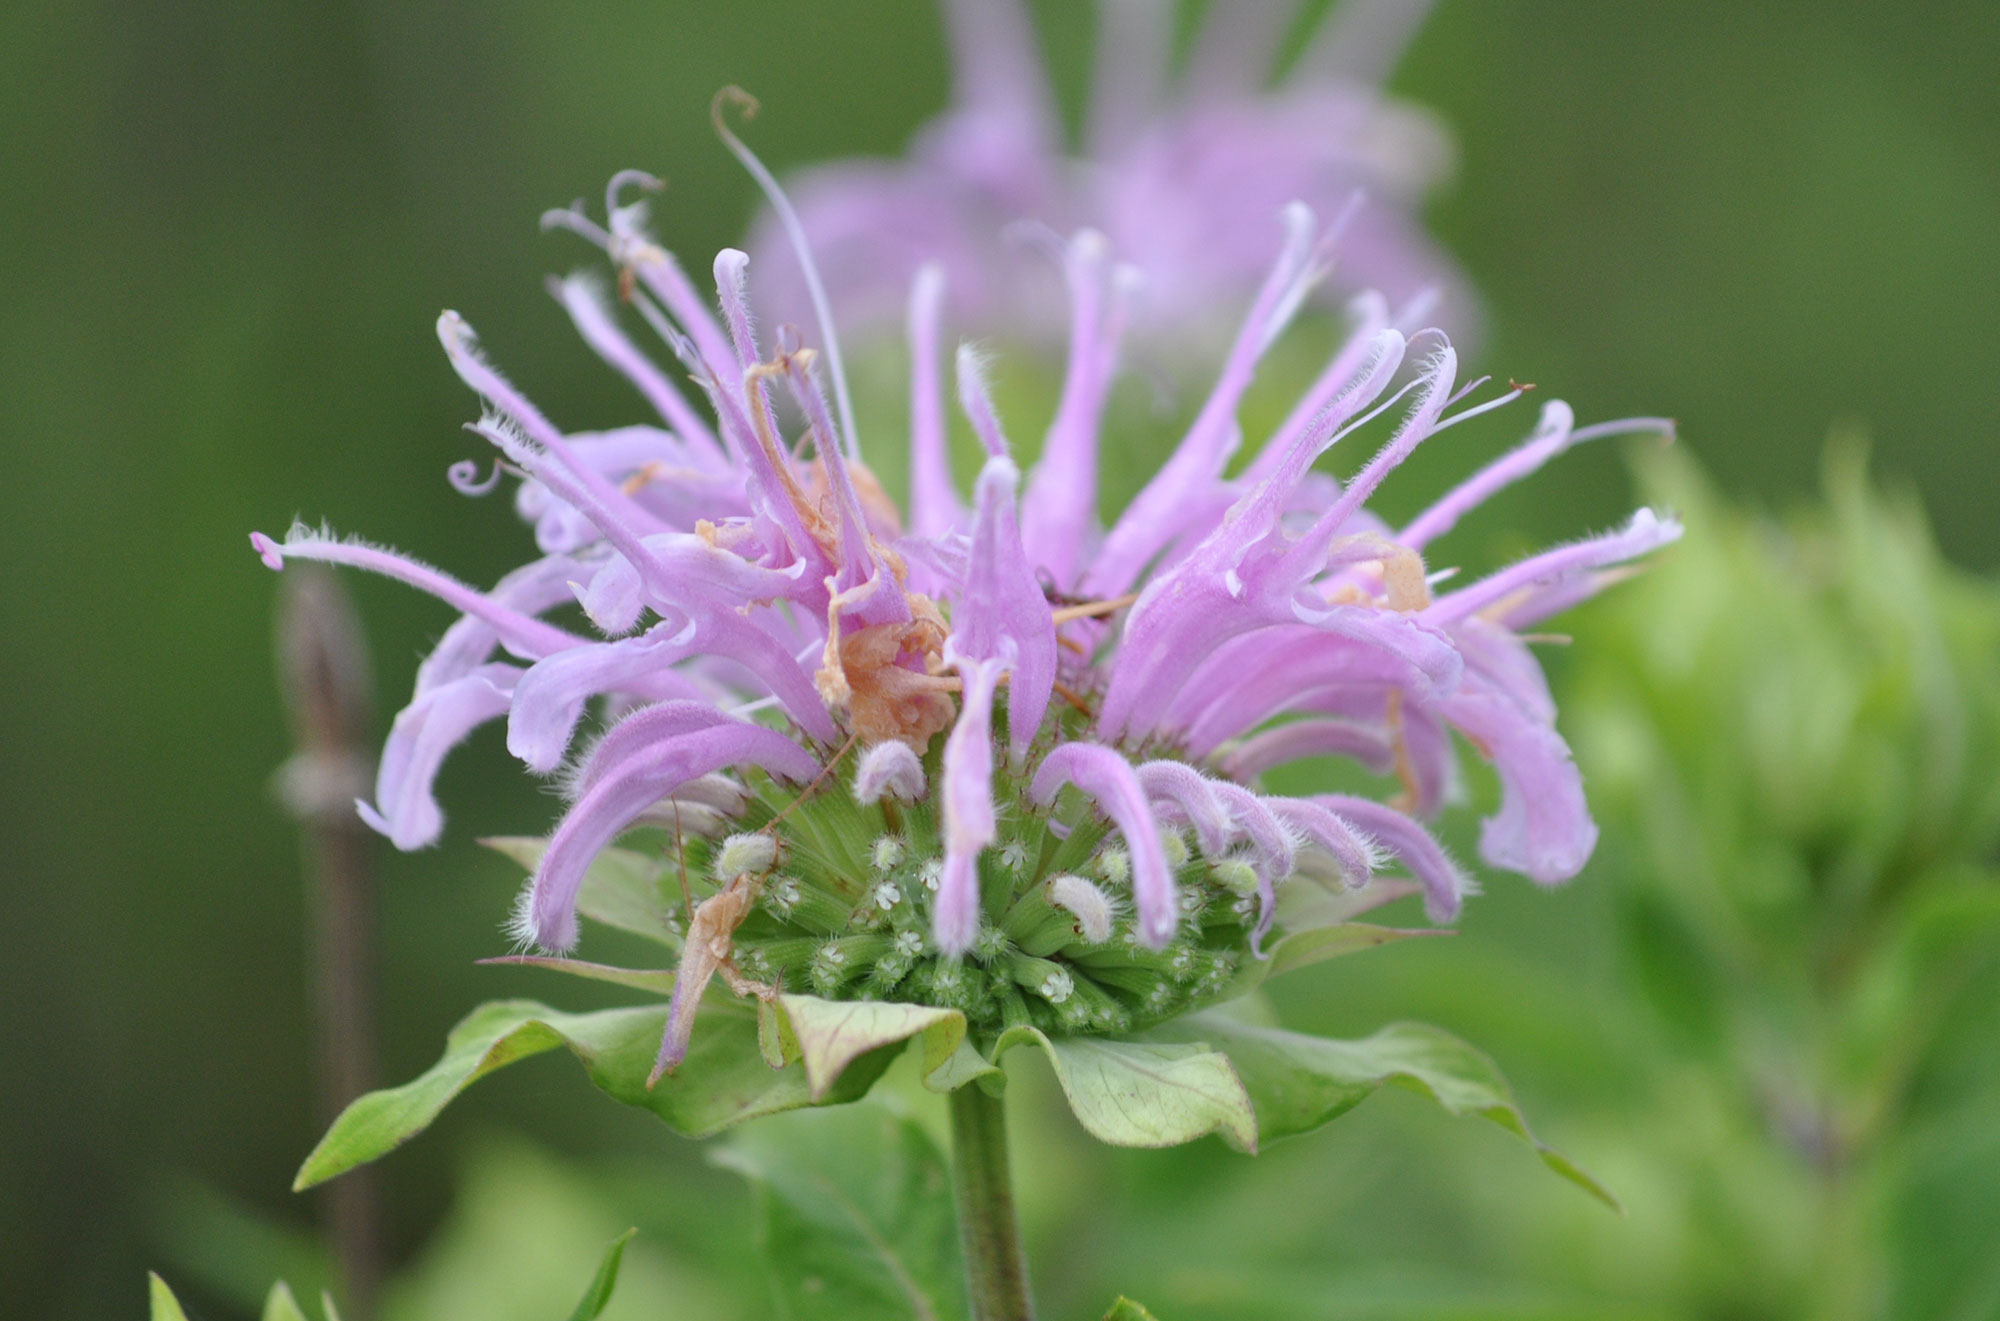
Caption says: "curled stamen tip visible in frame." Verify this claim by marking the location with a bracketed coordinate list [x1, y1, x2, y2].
[539, 202, 584, 231]
[447, 459, 503, 496]
[249, 531, 285, 571]
[1508, 378, 1538, 392]
[711, 84, 759, 131]
[606, 169, 664, 209]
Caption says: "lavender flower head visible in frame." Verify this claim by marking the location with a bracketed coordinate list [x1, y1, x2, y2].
[749, 0, 1470, 340]
[251, 114, 1676, 1081]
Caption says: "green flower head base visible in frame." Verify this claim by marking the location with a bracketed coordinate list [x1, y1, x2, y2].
[597, 723, 1371, 1079]
[251, 133, 1677, 1089]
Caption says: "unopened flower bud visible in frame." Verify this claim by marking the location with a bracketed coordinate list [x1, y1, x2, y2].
[1047, 873, 1115, 945]
[1212, 858, 1261, 897]
[853, 741, 927, 803]
[714, 832, 778, 880]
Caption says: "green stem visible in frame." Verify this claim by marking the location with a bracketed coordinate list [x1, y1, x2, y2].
[948, 1084, 1035, 1321]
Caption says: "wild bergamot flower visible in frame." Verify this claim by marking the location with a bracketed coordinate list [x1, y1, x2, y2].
[252, 124, 1676, 1089]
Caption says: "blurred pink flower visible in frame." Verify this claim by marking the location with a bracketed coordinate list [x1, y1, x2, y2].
[749, 0, 1473, 342]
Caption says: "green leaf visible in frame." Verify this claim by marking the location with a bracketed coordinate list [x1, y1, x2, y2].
[1265, 922, 1446, 979]
[261, 1282, 310, 1321]
[563, 1228, 637, 1321]
[1102, 1298, 1164, 1321]
[478, 955, 677, 996]
[148, 1274, 192, 1321]
[1154, 1014, 1618, 1208]
[994, 1026, 1258, 1151]
[778, 994, 996, 1099]
[296, 997, 890, 1189]
[924, 1035, 1003, 1094]
[1216, 922, 1446, 1002]
[715, 1104, 967, 1321]
[483, 837, 682, 947]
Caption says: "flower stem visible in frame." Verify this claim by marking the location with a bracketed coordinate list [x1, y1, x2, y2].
[948, 1084, 1035, 1321]
[277, 567, 382, 1320]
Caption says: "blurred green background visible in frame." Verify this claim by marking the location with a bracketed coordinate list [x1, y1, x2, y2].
[4, 1, 1997, 1318]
